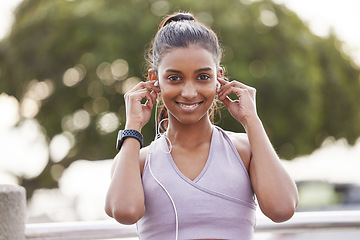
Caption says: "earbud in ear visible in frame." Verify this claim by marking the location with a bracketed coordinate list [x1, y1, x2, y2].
[154, 81, 159, 87]
[216, 81, 221, 90]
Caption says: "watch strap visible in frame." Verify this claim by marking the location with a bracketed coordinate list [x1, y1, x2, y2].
[116, 129, 143, 150]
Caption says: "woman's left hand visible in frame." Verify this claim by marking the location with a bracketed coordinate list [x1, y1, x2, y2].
[217, 78, 258, 128]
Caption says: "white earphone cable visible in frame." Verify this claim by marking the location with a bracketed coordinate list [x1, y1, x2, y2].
[148, 152, 179, 240]
[148, 99, 178, 240]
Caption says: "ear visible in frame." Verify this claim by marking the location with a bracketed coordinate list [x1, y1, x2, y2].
[148, 69, 158, 81]
[217, 67, 224, 78]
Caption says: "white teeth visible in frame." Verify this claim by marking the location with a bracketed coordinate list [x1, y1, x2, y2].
[179, 103, 199, 109]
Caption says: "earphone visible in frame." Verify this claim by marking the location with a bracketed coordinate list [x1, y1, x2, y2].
[154, 80, 159, 87]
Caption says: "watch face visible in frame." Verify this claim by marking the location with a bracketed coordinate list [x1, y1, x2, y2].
[116, 130, 123, 150]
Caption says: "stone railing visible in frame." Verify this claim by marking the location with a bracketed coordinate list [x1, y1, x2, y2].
[0, 185, 26, 240]
[1, 184, 360, 240]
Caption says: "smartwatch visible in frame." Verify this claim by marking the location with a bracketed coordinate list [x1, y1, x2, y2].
[116, 129, 143, 150]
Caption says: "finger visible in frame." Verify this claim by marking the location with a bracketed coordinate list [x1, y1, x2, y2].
[218, 80, 253, 94]
[144, 90, 160, 111]
[218, 86, 244, 100]
[217, 77, 228, 85]
[148, 90, 158, 105]
[219, 82, 256, 100]
[126, 88, 153, 106]
[140, 89, 155, 106]
[231, 80, 251, 89]
[144, 87, 161, 107]
[217, 79, 235, 94]
[147, 80, 161, 93]
[219, 95, 233, 108]
[128, 81, 160, 94]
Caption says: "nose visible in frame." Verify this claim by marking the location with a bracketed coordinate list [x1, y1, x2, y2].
[181, 81, 197, 99]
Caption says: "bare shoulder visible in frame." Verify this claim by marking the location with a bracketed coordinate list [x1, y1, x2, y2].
[224, 131, 252, 171]
[225, 131, 250, 148]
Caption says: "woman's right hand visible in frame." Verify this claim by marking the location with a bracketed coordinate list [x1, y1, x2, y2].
[124, 80, 160, 131]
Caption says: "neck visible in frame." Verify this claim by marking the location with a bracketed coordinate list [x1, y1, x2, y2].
[166, 116, 213, 148]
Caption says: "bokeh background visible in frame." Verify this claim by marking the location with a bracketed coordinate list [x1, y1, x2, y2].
[0, 0, 359, 225]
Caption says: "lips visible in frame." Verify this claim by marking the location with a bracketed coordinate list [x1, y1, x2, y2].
[176, 101, 203, 111]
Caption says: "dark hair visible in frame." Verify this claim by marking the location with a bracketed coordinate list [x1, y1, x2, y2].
[148, 12, 222, 72]
[147, 12, 223, 131]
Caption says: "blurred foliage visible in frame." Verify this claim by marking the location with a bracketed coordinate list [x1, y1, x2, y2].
[1, 0, 360, 198]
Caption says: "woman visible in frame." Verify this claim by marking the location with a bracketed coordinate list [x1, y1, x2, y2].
[105, 12, 298, 240]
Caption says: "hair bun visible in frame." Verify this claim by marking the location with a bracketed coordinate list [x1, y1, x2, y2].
[161, 12, 195, 28]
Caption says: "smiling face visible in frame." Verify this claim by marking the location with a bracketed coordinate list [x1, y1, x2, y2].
[156, 45, 219, 127]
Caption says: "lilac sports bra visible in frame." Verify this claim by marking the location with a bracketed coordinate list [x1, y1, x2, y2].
[136, 126, 257, 240]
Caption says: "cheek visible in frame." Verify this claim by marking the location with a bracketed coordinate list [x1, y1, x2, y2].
[207, 93, 216, 105]
[205, 86, 218, 104]
[158, 89, 176, 108]
[202, 84, 217, 97]
[159, 85, 178, 99]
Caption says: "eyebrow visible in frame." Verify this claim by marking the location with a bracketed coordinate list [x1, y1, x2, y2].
[165, 69, 182, 74]
[165, 67, 213, 74]
[195, 67, 213, 73]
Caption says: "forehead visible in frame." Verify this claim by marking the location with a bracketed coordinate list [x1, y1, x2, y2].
[158, 45, 217, 72]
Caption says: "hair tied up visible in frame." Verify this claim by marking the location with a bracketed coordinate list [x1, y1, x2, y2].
[160, 12, 195, 29]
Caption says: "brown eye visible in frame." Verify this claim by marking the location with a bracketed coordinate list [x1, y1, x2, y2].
[167, 75, 181, 81]
[197, 74, 211, 80]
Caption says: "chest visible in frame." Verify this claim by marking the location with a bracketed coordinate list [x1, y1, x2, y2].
[170, 143, 210, 181]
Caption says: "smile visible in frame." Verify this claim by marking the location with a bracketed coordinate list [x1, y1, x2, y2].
[177, 102, 202, 110]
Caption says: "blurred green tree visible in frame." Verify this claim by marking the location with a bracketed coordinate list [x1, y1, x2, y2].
[1, 0, 359, 198]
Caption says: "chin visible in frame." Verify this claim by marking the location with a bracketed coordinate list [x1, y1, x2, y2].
[170, 113, 210, 126]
